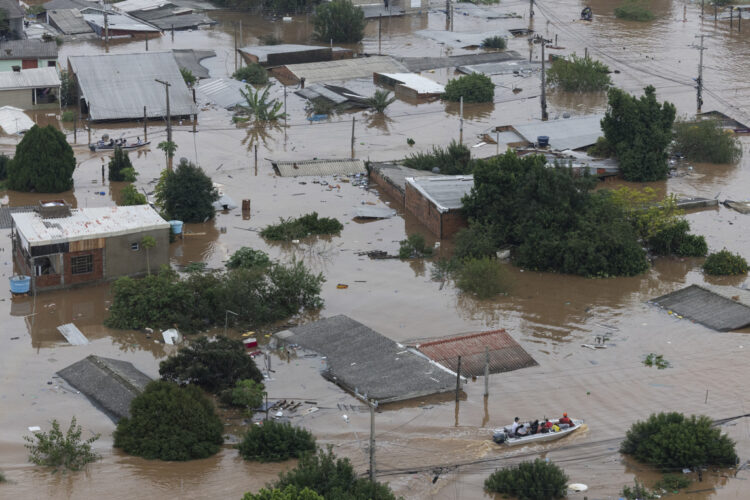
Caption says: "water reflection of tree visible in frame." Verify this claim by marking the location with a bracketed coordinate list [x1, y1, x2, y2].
[444, 101, 495, 121]
[241, 122, 281, 151]
[408, 258, 426, 278]
[268, 236, 339, 274]
[110, 329, 172, 357]
[454, 292, 510, 326]
[365, 113, 393, 134]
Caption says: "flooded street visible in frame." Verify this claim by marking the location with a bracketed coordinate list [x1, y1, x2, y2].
[3, 0, 750, 498]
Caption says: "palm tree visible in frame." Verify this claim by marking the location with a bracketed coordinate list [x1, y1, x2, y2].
[366, 90, 397, 114]
[157, 140, 177, 171]
[239, 85, 287, 123]
[141, 236, 156, 275]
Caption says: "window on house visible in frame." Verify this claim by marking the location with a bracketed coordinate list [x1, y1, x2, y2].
[70, 254, 93, 275]
[47, 61, 56, 67]
[131, 242, 139, 251]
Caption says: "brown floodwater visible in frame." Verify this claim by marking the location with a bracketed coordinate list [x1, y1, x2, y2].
[3, 0, 750, 497]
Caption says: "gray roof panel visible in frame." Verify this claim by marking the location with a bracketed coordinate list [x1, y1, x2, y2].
[0, 39, 59, 60]
[511, 115, 605, 151]
[406, 175, 474, 212]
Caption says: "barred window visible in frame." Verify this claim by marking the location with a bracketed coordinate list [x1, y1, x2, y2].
[70, 254, 93, 275]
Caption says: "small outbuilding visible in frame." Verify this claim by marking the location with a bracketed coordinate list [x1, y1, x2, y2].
[0, 67, 61, 110]
[404, 175, 473, 239]
[47, 8, 95, 35]
[239, 44, 352, 66]
[11, 203, 170, 292]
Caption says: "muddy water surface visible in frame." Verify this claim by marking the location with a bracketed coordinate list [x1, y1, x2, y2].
[3, 0, 750, 498]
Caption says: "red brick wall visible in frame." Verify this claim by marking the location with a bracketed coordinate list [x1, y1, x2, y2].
[64, 249, 103, 286]
[370, 168, 405, 206]
[441, 211, 468, 239]
[405, 182, 442, 237]
[36, 274, 61, 288]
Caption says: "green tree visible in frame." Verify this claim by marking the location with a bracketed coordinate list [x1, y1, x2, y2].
[620, 412, 738, 468]
[119, 184, 147, 206]
[703, 249, 748, 275]
[601, 86, 676, 181]
[108, 147, 134, 181]
[159, 336, 263, 393]
[366, 90, 396, 114]
[220, 379, 265, 409]
[114, 381, 223, 461]
[482, 36, 506, 49]
[23, 417, 100, 472]
[455, 257, 508, 299]
[226, 247, 272, 271]
[59, 70, 76, 107]
[403, 140, 472, 174]
[260, 212, 343, 241]
[484, 459, 568, 500]
[7, 125, 75, 192]
[157, 140, 177, 170]
[673, 118, 742, 163]
[233, 64, 269, 85]
[647, 219, 707, 257]
[237, 420, 316, 462]
[313, 0, 365, 43]
[443, 73, 494, 103]
[141, 235, 156, 275]
[546, 53, 612, 91]
[155, 158, 218, 222]
[274, 447, 397, 499]
[240, 85, 287, 123]
[0, 153, 9, 180]
[180, 67, 196, 87]
[243, 486, 325, 500]
[398, 233, 433, 259]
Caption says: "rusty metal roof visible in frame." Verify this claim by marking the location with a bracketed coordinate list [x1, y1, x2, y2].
[414, 330, 537, 377]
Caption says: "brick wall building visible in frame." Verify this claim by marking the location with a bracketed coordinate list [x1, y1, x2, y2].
[403, 175, 473, 239]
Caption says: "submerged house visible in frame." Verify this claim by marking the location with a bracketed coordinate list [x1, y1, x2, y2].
[0, 40, 59, 71]
[404, 175, 473, 239]
[11, 203, 170, 292]
[0, 67, 61, 110]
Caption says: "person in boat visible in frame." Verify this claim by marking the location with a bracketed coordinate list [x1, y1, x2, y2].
[516, 424, 528, 437]
[510, 417, 520, 436]
[559, 412, 573, 428]
[136, 137, 142, 145]
[530, 419, 540, 434]
[540, 419, 551, 433]
[109, 139, 114, 147]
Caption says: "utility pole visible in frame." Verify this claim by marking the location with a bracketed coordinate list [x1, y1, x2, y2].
[529, 0, 534, 18]
[378, 14, 382, 55]
[145, 33, 149, 51]
[459, 95, 463, 144]
[455, 355, 462, 401]
[143, 106, 148, 141]
[533, 34, 549, 121]
[154, 79, 172, 170]
[104, 5, 109, 52]
[73, 113, 77, 143]
[445, 0, 450, 30]
[701, 0, 704, 20]
[350, 117, 355, 157]
[368, 399, 378, 484]
[695, 34, 706, 113]
[484, 347, 490, 397]
[234, 23, 238, 73]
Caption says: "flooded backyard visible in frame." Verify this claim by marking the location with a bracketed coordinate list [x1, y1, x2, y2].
[3, 0, 750, 498]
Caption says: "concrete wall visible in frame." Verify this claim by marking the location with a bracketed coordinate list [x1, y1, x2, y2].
[104, 228, 169, 278]
[0, 88, 33, 109]
[0, 58, 58, 72]
[404, 183, 466, 239]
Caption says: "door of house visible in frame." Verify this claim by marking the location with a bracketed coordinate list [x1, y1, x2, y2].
[22, 59, 38, 69]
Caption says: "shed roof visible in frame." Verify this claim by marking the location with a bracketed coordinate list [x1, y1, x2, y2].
[276, 315, 456, 403]
[458, 60, 541, 76]
[273, 158, 367, 177]
[399, 51, 521, 72]
[412, 330, 537, 377]
[172, 49, 214, 79]
[239, 44, 327, 64]
[47, 8, 94, 34]
[0, 40, 59, 60]
[0, 67, 60, 90]
[405, 175, 474, 212]
[57, 355, 152, 421]
[282, 56, 408, 84]
[11, 205, 169, 247]
[83, 11, 161, 32]
[510, 115, 605, 151]
[374, 72, 444, 95]
[650, 284, 750, 332]
[369, 162, 437, 195]
[0, 0, 27, 18]
[68, 51, 197, 121]
[196, 77, 246, 108]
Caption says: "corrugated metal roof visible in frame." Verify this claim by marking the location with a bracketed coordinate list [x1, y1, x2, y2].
[273, 158, 367, 177]
[414, 330, 538, 377]
[57, 323, 90, 345]
[69, 51, 197, 121]
[353, 206, 395, 219]
[415, 29, 508, 48]
[47, 8, 94, 34]
[0, 67, 60, 90]
[283, 56, 408, 84]
[140, 13, 214, 29]
[0, 106, 34, 134]
[277, 315, 456, 403]
[196, 77, 246, 108]
[511, 115, 605, 151]
[400, 51, 521, 72]
[12, 205, 169, 247]
[375, 72, 444, 94]
[43, 0, 93, 10]
[405, 175, 474, 212]
[113, 0, 172, 12]
[83, 11, 161, 32]
[650, 285, 750, 332]
[0, 40, 58, 60]
[458, 60, 541, 76]
[239, 44, 327, 64]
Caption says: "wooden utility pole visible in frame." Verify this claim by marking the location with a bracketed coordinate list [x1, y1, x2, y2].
[533, 34, 549, 121]
[484, 347, 490, 397]
[145, 33, 149, 51]
[378, 14, 382, 55]
[369, 400, 377, 484]
[104, 7, 109, 51]
[143, 106, 148, 141]
[455, 355, 462, 401]
[73, 114, 77, 143]
[701, 0, 704, 20]
[350, 117, 355, 157]
[87, 117, 91, 144]
[171, 24, 175, 42]
[529, 0, 534, 18]
[234, 23, 238, 73]
[695, 34, 706, 113]
[459, 95, 463, 144]
[254, 144, 258, 175]
[154, 79, 173, 170]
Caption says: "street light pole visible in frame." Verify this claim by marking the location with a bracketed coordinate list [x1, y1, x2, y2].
[224, 310, 238, 336]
